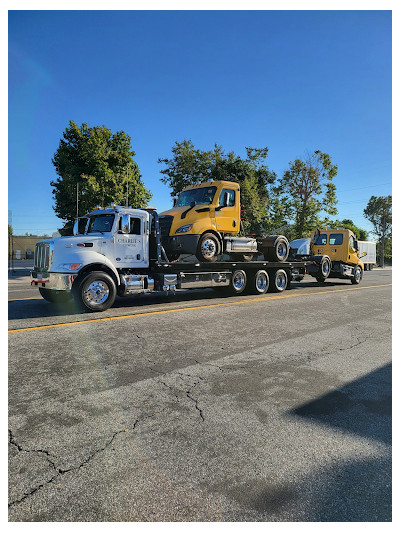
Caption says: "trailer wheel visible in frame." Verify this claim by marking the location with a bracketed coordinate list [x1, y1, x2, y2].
[270, 269, 288, 292]
[39, 287, 72, 304]
[351, 266, 363, 285]
[196, 233, 221, 262]
[248, 269, 269, 294]
[73, 271, 117, 312]
[230, 269, 247, 295]
[263, 236, 289, 262]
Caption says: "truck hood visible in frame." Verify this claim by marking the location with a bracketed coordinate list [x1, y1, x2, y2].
[159, 205, 196, 218]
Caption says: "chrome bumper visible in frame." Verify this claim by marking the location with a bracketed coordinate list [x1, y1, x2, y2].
[31, 271, 76, 291]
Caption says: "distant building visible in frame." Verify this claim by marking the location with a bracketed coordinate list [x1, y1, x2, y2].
[8, 235, 50, 260]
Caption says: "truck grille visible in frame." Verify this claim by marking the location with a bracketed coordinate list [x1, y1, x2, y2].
[34, 241, 53, 271]
[158, 216, 173, 238]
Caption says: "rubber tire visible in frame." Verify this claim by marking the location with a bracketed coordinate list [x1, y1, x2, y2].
[196, 233, 221, 263]
[316, 275, 326, 283]
[39, 287, 72, 304]
[351, 266, 363, 285]
[264, 236, 290, 262]
[73, 271, 117, 312]
[270, 269, 288, 292]
[248, 269, 269, 294]
[229, 269, 247, 295]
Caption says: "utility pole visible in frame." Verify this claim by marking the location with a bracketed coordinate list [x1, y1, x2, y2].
[76, 182, 79, 221]
[381, 215, 386, 268]
[126, 168, 129, 207]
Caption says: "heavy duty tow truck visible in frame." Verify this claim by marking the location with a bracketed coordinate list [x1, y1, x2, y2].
[30, 182, 365, 312]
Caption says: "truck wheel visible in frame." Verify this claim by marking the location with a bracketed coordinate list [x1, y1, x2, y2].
[249, 270, 269, 294]
[73, 271, 117, 312]
[230, 269, 247, 295]
[196, 233, 221, 262]
[351, 266, 363, 285]
[270, 269, 288, 292]
[39, 287, 72, 304]
[263, 236, 289, 262]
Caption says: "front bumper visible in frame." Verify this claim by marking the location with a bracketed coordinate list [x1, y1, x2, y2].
[162, 234, 200, 256]
[31, 271, 77, 291]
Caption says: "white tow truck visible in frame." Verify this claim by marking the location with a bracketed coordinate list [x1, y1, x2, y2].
[31, 205, 310, 312]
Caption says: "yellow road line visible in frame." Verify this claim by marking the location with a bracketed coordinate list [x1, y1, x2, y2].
[8, 297, 40, 302]
[8, 283, 391, 334]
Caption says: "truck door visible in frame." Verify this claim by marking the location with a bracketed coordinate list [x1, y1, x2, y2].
[348, 234, 359, 266]
[114, 213, 149, 267]
[215, 188, 239, 233]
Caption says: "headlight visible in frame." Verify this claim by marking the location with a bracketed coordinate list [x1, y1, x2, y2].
[175, 224, 193, 233]
[62, 263, 82, 270]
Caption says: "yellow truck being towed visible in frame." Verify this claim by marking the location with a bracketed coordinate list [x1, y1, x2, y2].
[159, 180, 289, 263]
[290, 227, 366, 284]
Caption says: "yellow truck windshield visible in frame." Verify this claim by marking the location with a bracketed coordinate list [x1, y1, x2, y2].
[176, 186, 217, 207]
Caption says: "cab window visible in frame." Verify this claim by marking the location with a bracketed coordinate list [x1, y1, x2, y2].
[349, 235, 355, 249]
[118, 216, 141, 234]
[87, 214, 115, 233]
[329, 234, 343, 245]
[130, 217, 141, 235]
[218, 189, 235, 207]
[314, 233, 327, 245]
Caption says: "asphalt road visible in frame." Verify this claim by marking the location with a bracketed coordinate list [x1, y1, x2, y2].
[8, 269, 392, 521]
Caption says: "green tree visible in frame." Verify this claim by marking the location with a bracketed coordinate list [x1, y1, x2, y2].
[51, 121, 152, 234]
[8, 224, 13, 235]
[278, 151, 338, 238]
[158, 140, 279, 233]
[363, 195, 392, 266]
[333, 219, 369, 240]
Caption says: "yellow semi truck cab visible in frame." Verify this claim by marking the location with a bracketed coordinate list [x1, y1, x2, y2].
[159, 180, 242, 261]
[311, 228, 364, 267]
[307, 227, 365, 284]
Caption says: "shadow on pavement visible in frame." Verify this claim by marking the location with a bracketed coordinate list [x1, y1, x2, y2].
[289, 363, 392, 445]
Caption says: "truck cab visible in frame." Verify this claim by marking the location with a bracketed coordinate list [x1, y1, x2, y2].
[310, 227, 365, 283]
[159, 180, 241, 261]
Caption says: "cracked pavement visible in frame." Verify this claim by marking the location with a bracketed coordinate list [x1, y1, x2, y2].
[8, 270, 392, 521]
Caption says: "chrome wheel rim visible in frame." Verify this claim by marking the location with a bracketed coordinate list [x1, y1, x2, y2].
[276, 272, 286, 289]
[276, 242, 287, 260]
[322, 261, 330, 275]
[355, 268, 361, 281]
[201, 239, 217, 259]
[256, 272, 268, 292]
[232, 271, 245, 291]
[84, 281, 110, 305]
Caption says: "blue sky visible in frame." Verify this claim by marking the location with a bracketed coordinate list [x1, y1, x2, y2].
[8, 9, 392, 237]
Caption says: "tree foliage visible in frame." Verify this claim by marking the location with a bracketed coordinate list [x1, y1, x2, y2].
[363, 195, 392, 239]
[333, 219, 369, 241]
[363, 195, 392, 266]
[278, 151, 338, 238]
[158, 140, 279, 233]
[51, 121, 152, 234]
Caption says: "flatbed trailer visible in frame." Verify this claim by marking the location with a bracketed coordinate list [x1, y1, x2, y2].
[146, 259, 307, 295]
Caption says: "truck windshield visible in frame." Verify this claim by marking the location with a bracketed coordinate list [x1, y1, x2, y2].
[314, 233, 327, 245]
[176, 186, 217, 207]
[86, 214, 115, 233]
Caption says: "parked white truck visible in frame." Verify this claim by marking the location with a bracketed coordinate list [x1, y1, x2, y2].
[357, 241, 376, 270]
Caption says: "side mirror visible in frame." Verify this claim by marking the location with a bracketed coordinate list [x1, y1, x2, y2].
[173, 198, 177, 207]
[120, 214, 130, 234]
[362, 251, 367, 257]
[354, 240, 359, 251]
[73, 218, 79, 235]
